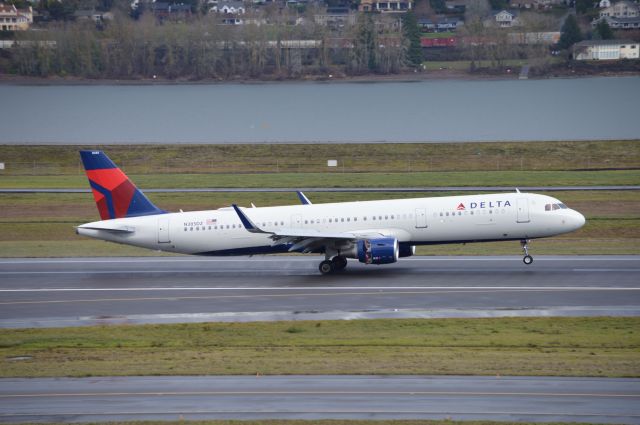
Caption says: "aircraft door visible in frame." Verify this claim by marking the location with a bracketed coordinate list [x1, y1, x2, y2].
[158, 218, 170, 243]
[291, 214, 302, 227]
[415, 208, 428, 228]
[516, 198, 530, 223]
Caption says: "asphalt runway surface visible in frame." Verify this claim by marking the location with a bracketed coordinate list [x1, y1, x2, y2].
[1, 375, 639, 423]
[0, 255, 638, 328]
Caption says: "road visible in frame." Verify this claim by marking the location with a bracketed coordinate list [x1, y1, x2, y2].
[1, 186, 639, 193]
[0, 375, 638, 423]
[1, 256, 638, 328]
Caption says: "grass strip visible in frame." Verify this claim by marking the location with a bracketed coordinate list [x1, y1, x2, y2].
[1, 317, 639, 378]
[2, 170, 640, 189]
[1, 140, 639, 175]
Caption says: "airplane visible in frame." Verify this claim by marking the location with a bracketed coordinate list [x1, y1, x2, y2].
[76, 150, 586, 274]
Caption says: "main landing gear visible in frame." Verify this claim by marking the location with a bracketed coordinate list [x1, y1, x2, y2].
[521, 239, 533, 265]
[319, 255, 348, 275]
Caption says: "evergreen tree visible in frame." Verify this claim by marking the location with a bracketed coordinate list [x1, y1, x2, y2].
[402, 11, 423, 67]
[593, 19, 614, 40]
[559, 15, 583, 49]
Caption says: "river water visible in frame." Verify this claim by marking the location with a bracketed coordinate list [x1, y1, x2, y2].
[2, 76, 639, 144]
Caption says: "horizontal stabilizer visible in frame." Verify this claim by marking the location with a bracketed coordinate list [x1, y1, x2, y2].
[76, 225, 135, 233]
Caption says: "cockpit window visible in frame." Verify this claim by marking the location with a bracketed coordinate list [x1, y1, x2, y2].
[545, 203, 569, 211]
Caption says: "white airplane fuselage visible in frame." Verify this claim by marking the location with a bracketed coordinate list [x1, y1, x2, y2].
[77, 192, 585, 257]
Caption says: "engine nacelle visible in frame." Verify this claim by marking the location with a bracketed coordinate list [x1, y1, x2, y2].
[357, 237, 399, 265]
[399, 244, 416, 258]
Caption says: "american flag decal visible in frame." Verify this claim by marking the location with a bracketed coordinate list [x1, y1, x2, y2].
[206, 218, 217, 225]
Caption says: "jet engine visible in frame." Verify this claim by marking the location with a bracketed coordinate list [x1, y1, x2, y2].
[357, 237, 399, 264]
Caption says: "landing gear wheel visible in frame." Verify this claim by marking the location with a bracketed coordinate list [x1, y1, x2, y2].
[319, 260, 335, 275]
[332, 256, 348, 271]
[520, 239, 533, 265]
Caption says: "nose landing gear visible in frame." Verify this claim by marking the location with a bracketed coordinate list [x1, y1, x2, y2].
[521, 239, 533, 265]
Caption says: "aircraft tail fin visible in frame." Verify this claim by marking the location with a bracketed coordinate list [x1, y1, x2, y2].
[80, 150, 165, 220]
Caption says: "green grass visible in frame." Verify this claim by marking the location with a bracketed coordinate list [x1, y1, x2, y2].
[2, 170, 640, 189]
[1, 317, 638, 378]
[423, 58, 565, 71]
[1, 140, 638, 176]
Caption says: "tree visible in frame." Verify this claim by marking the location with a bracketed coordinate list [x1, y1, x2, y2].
[593, 19, 614, 40]
[402, 10, 422, 67]
[559, 14, 582, 49]
[575, 0, 592, 14]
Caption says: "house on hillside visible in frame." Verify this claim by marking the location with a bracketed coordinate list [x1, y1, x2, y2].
[73, 9, 114, 23]
[485, 9, 520, 27]
[315, 7, 356, 29]
[599, 0, 639, 18]
[358, 0, 413, 13]
[151, 2, 193, 19]
[0, 3, 33, 31]
[593, 14, 640, 28]
[211, 0, 246, 14]
[573, 39, 639, 60]
[510, 0, 564, 9]
[417, 16, 463, 32]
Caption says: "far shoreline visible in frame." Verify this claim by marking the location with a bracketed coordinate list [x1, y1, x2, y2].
[1, 66, 639, 86]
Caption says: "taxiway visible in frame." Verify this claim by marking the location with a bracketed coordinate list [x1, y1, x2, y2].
[0, 375, 638, 423]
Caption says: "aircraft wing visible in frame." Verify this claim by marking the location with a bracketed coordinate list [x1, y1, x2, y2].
[232, 204, 387, 253]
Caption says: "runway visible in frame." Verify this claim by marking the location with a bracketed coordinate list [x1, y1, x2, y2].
[0, 256, 638, 328]
[1, 375, 639, 423]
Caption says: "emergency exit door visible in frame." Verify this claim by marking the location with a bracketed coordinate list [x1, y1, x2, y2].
[516, 198, 530, 223]
[158, 218, 170, 243]
[415, 208, 428, 228]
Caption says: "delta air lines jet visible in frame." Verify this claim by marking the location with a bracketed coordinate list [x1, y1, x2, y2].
[76, 151, 586, 274]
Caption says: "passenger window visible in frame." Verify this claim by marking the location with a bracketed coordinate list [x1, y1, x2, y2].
[354, 217, 358, 222]
[184, 227, 187, 232]
[446, 212, 449, 216]
[440, 212, 443, 216]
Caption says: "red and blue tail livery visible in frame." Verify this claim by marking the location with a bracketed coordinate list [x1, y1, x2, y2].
[80, 150, 165, 220]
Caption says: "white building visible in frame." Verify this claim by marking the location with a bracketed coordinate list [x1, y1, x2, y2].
[485, 10, 520, 28]
[211, 0, 246, 13]
[599, 0, 639, 18]
[573, 39, 639, 60]
[0, 3, 32, 31]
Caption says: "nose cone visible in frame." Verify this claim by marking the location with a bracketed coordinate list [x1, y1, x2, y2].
[571, 211, 586, 230]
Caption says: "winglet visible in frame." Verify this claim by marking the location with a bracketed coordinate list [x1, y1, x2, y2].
[297, 191, 312, 205]
[232, 204, 267, 234]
